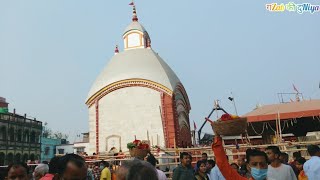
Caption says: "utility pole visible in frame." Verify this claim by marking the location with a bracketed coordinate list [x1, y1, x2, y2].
[230, 92, 238, 116]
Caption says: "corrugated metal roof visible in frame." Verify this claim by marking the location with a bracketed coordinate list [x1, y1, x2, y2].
[243, 100, 320, 122]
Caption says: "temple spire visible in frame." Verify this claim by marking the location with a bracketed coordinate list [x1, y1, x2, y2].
[114, 45, 119, 55]
[129, 1, 138, 21]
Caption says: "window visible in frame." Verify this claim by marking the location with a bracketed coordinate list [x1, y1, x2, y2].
[127, 33, 141, 47]
[30, 131, 36, 143]
[9, 127, 14, 141]
[0, 127, 6, 140]
[58, 149, 64, 155]
[24, 130, 29, 142]
[44, 147, 50, 155]
[7, 153, 13, 164]
[0, 153, 5, 166]
[17, 130, 22, 142]
[76, 147, 85, 154]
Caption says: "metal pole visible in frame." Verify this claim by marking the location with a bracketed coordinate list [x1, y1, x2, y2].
[193, 130, 196, 146]
[215, 100, 219, 119]
[197, 108, 215, 143]
[197, 103, 228, 143]
[278, 111, 282, 143]
[231, 92, 239, 116]
[275, 113, 279, 144]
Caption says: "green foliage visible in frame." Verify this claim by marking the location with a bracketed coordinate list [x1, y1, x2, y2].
[42, 122, 68, 140]
[127, 142, 136, 149]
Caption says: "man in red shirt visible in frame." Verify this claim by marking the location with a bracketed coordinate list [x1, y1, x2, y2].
[212, 136, 269, 180]
[40, 156, 60, 180]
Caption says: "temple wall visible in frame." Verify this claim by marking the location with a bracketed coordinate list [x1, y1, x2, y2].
[95, 87, 165, 152]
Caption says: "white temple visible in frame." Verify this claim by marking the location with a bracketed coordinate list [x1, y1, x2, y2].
[86, 4, 191, 154]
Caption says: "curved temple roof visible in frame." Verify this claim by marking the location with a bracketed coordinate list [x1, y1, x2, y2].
[123, 21, 146, 35]
[86, 48, 181, 102]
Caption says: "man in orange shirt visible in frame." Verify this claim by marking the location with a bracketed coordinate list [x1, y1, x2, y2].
[212, 136, 269, 180]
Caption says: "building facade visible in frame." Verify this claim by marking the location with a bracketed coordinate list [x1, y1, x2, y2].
[0, 98, 42, 165]
[55, 133, 90, 156]
[74, 142, 90, 155]
[56, 144, 74, 155]
[86, 5, 192, 154]
[41, 137, 61, 162]
[74, 133, 90, 155]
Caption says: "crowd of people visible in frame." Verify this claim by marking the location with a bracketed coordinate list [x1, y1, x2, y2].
[3, 152, 169, 180]
[2, 140, 320, 180]
[208, 135, 320, 180]
[170, 142, 320, 180]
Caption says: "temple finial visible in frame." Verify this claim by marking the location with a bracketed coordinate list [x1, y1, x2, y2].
[114, 45, 119, 55]
[129, 1, 138, 21]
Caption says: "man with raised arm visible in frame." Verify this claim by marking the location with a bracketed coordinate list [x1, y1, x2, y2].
[212, 134, 269, 180]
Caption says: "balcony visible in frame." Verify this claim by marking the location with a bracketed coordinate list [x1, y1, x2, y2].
[0, 113, 42, 129]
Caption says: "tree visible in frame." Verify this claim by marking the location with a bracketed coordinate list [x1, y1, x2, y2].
[53, 132, 69, 140]
[42, 122, 68, 140]
[42, 122, 52, 138]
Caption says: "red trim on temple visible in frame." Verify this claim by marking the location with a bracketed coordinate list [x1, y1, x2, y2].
[160, 92, 168, 147]
[87, 79, 173, 108]
[161, 93, 177, 148]
[175, 83, 191, 111]
[94, 83, 170, 107]
[95, 100, 99, 153]
[173, 95, 181, 147]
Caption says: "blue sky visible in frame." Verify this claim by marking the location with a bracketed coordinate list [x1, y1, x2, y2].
[1, 1, 319, 141]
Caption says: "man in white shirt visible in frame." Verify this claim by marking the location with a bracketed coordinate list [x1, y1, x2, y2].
[33, 163, 49, 180]
[146, 153, 167, 180]
[210, 165, 225, 180]
[206, 159, 215, 180]
[303, 145, 320, 180]
[265, 146, 297, 180]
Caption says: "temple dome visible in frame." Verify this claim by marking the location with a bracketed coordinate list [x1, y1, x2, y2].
[86, 48, 181, 101]
[123, 21, 146, 35]
[86, 4, 192, 153]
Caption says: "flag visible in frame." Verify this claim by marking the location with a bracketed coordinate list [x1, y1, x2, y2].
[129, 2, 134, 6]
[293, 84, 299, 93]
[193, 121, 197, 130]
